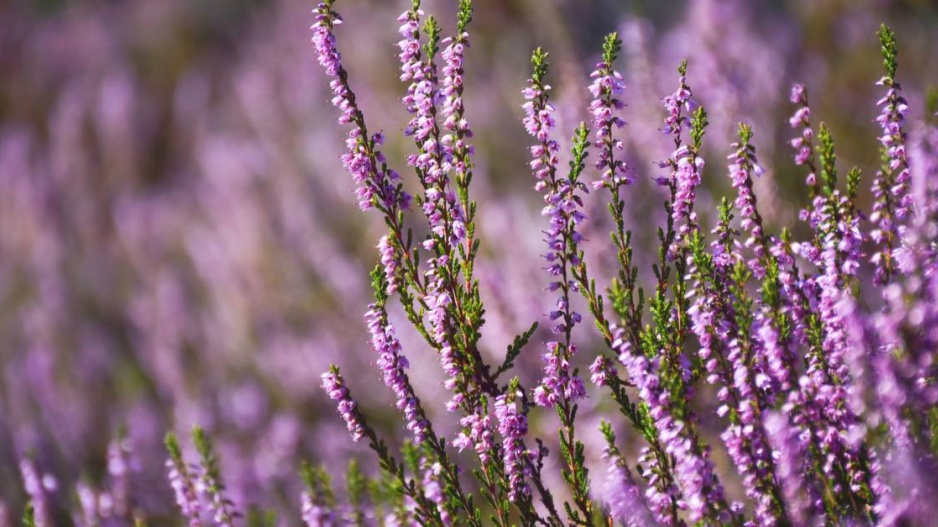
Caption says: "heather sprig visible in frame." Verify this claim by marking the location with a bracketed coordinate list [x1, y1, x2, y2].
[314, 0, 415, 302]
[368, 267, 482, 526]
[321, 366, 448, 526]
[597, 422, 653, 527]
[590, 32, 630, 191]
[367, 267, 431, 444]
[19, 458, 52, 527]
[870, 23, 912, 285]
[300, 463, 338, 527]
[192, 426, 240, 527]
[165, 433, 202, 527]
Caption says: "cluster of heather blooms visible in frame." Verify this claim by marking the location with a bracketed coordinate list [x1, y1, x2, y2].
[302, 4, 938, 526]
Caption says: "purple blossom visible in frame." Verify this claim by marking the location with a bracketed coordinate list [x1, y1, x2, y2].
[671, 147, 704, 248]
[165, 451, 202, 527]
[376, 235, 399, 294]
[321, 369, 366, 442]
[661, 69, 694, 139]
[20, 459, 53, 527]
[600, 434, 654, 527]
[589, 355, 617, 387]
[313, 2, 410, 213]
[660, 67, 702, 254]
[636, 446, 679, 526]
[301, 491, 337, 527]
[365, 303, 430, 443]
[764, 412, 822, 527]
[494, 393, 532, 503]
[870, 67, 912, 284]
[523, 53, 589, 409]
[612, 326, 730, 524]
[421, 462, 451, 526]
[453, 408, 496, 464]
[727, 126, 768, 278]
[588, 40, 631, 190]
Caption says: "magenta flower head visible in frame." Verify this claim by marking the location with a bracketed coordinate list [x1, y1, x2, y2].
[321, 366, 366, 442]
[165, 434, 202, 527]
[495, 380, 532, 503]
[589, 33, 631, 190]
[870, 24, 912, 285]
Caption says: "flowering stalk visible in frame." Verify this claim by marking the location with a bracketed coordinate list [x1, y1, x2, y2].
[523, 47, 596, 525]
[313, 0, 413, 299]
[165, 434, 202, 527]
[663, 62, 703, 258]
[321, 366, 448, 526]
[367, 267, 480, 526]
[598, 421, 654, 527]
[870, 24, 912, 285]
[494, 379, 532, 504]
[367, 267, 431, 444]
[789, 83, 822, 221]
[191, 427, 239, 527]
[300, 463, 338, 527]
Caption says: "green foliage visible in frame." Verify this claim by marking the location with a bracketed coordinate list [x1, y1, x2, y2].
[192, 426, 220, 485]
[602, 32, 621, 66]
[817, 123, 838, 195]
[531, 48, 549, 86]
[457, 0, 473, 34]
[422, 16, 441, 60]
[23, 501, 36, 527]
[691, 107, 709, 150]
[878, 23, 898, 80]
[347, 460, 368, 526]
[494, 321, 538, 379]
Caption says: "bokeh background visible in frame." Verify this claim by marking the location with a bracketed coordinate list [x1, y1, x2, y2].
[1, 0, 936, 524]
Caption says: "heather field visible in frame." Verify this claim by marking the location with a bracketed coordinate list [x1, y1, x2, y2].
[1, 0, 938, 525]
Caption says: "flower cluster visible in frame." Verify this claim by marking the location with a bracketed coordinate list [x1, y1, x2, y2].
[870, 24, 912, 285]
[366, 299, 429, 444]
[321, 367, 365, 442]
[494, 389, 532, 503]
[589, 34, 631, 190]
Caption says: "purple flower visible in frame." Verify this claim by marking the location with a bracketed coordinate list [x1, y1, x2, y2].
[376, 235, 399, 294]
[727, 125, 768, 278]
[313, 2, 410, 213]
[589, 355, 617, 387]
[301, 491, 336, 527]
[494, 392, 532, 502]
[524, 52, 588, 409]
[422, 462, 451, 526]
[365, 303, 430, 443]
[764, 412, 822, 527]
[20, 459, 53, 527]
[869, 42, 912, 284]
[671, 147, 704, 249]
[612, 326, 730, 524]
[165, 439, 202, 527]
[588, 35, 631, 190]
[452, 409, 496, 464]
[599, 430, 654, 527]
[321, 368, 366, 442]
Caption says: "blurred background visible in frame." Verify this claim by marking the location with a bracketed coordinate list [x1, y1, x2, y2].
[0, 0, 936, 524]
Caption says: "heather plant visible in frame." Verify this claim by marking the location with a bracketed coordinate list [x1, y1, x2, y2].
[301, 1, 937, 525]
